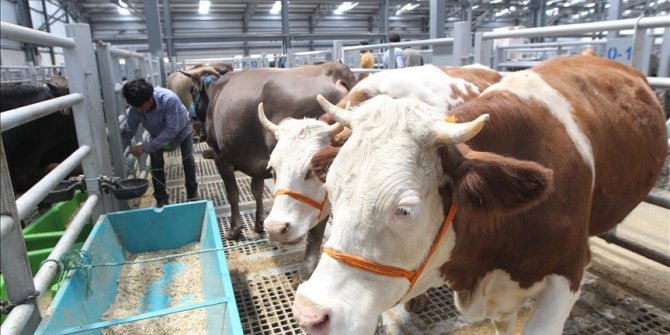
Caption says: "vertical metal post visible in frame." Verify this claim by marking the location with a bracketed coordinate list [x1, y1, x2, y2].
[143, 0, 166, 86]
[96, 43, 127, 180]
[453, 21, 471, 66]
[658, 28, 670, 77]
[26, 62, 37, 85]
[0, 137, 40, 334]
[162, 0, 176, 74]
[607, 0, 622, 40]
[63, 23, 118, 216]
[630, 24, 649, 75]
[40, 0, 56, 65]
[281, 0, 290, 54]
[430, 0, 449, 65]
[332, 41, 343, 62]
[474, 32, 492, 67]
[380, 0, 389, 36]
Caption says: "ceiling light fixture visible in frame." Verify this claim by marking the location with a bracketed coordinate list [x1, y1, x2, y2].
[334, 2, 359, 15]
[199, 1, 211, 14]
[270, 1, 282, 14]
[396, 3, 419, 15]
[117, 0, 129, 15]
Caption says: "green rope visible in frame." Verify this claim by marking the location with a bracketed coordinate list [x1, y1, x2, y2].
[44, 238, 270, 293]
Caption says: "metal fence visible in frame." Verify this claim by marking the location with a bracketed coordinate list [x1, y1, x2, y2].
[1, 63, 66, 85]
[0, 20, 156, 335]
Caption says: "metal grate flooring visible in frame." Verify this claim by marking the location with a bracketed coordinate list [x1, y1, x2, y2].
[160, 140, 670, 334]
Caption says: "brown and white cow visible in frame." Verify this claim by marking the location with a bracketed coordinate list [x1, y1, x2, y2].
[190, 62, 356, 240]
[292, 55, 666, 334]
[259, 64, 500, 292]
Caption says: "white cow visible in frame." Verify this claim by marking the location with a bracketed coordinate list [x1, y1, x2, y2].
[259, 64, 501, 293]
[292, 55, 666, 334]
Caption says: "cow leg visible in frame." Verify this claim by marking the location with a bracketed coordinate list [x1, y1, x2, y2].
[215, 158, 242, 240]
[522, 275, 580, 335]
[251, 176, 266, 233]
[404, 293, 430, 314]
[293, 215, 328, 289]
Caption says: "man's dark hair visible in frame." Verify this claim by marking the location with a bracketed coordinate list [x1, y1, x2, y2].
[123, 78, 154, 107]
[389, 33, 401, 43]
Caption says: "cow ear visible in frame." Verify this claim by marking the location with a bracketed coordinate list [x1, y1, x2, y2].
[310, 146, 340, 183]
[453, 147, 554, 217]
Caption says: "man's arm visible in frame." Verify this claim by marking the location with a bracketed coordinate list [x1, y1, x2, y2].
[144, 97, 181, 152]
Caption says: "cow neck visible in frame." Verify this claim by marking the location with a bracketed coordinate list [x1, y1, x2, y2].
[273, 188, 329, 220]
[322, 202, 457, 302]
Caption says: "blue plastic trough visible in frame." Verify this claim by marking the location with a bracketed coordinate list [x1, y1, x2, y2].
[35, 201, 243, 335]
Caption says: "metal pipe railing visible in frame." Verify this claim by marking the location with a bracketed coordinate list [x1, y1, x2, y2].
[109, 47, 144, 59]
[0, 21, 76, 49]
[647, 77, 670, 89]
[343, 37, 455, 52]
[482, 16, 670, 40]
[0, 93, 83, 132]
[15, 146, 91, 220]
[0, 215, 12, 240]
[499, 39, 608, 50]
[33, 195, 99, 300]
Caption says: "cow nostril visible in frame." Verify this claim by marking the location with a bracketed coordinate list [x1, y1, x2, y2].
[281, 222, 290, 233]
[294, 296, 330, 333]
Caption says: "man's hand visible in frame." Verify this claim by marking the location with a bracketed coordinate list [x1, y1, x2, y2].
[131, 144, 145, 157]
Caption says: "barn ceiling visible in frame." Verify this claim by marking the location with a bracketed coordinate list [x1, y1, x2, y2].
[46, 0, 670, 57]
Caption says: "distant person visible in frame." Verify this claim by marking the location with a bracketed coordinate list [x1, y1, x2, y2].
[403, 48, 424, 67]
[122, 79, 199, 208]
[358, 41, 374, 81]
[382, 33, 404, 69]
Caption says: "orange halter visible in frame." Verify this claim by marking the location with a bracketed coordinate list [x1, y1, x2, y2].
[322, 203, 457, 300]
[273, 188, 329, 219]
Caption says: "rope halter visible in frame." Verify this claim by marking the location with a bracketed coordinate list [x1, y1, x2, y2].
[322, 203, 457, 302]
[273, 188, 329, 220]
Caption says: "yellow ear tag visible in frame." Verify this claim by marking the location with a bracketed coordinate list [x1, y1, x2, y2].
[445, 115, 458, 123]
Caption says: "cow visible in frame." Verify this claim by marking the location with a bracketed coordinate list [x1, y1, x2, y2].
[189, 62, 356, 240]
[258, 64, 501, 299]
[168, 63, 233, 141]
[292, 55, 666, 335]
[1, 76, 78, 195]
[166, 63, 233, 112]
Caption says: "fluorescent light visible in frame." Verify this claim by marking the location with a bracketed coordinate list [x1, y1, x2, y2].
[270, 1, 281, 14]
[119, 58, 126, 65]
[198, 1, 210, 14]
[117, 0, 129, 15]
[163, 57, 169, 63]
[334, 2, 359, 15]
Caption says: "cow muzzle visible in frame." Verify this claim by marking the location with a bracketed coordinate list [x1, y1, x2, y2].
[293, 295, 331, 335]
[263, 218, 301, 244]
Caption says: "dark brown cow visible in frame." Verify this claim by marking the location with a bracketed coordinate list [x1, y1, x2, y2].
[190, 62, 355, 239]
[1, 77, 76, 194]
[292, 55, 666, 334]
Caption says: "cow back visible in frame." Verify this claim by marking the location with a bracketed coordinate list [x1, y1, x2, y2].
[208, 62, 355, 176]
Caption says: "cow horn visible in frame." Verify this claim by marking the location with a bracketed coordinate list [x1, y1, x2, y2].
[179, 70, 192, 78]
[258, 102, 278, 133]
[328, 122, 343, 136]
[433, 114, 490, 144]
[316, 95, 351, 127]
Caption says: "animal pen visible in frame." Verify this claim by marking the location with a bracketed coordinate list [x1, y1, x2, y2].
[0, 16, 669, 335]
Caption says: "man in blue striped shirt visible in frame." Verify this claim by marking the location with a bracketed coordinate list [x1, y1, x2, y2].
[122, 79, 198, 207]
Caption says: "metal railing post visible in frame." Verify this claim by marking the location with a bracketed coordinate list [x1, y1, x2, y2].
[0, 138, 40, 335]
[453, 21, 472, 66]
[27, 61, 37, 85]
[96, 43, 127, 180]
[63, 23, 118, 215]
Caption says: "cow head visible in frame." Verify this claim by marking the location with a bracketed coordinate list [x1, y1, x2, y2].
[292, 95, 553, 334]
[258, 103, 342, 243]
[184, 69, 220, 123]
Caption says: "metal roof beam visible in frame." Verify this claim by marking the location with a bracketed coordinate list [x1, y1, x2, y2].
[243, 2, 257, 33]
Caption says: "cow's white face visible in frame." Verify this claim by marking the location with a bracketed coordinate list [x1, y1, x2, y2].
[293, 96, 480, 334]
[264, 118, 335, 243]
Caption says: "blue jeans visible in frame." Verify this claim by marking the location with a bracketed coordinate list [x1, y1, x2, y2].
[150, 135, 198, 201]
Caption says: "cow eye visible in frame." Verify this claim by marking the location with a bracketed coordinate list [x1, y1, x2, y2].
[305, 169, 314, 180]
[394, 207, 413, 217]
[271, 168, 276, 183]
